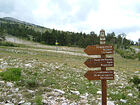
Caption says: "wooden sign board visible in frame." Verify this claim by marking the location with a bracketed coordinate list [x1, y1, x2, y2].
[84, 45, 114, 55]
[84, 70, 114, 80]
[84, 58, 114, 68]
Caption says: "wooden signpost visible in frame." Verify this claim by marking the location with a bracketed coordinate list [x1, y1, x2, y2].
[84, 70, 114, 80]
[84, 45, 114, 55]
[84, 58, 114, 68]
[84, 29, 114, 105]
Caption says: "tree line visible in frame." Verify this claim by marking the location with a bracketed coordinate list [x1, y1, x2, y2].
[0, 22, 134, 48]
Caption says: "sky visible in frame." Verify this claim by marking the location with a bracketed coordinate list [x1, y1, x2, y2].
[0, 0, 140, 42]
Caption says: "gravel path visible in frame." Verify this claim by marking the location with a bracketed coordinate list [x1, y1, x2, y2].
[5, 35, 99, 57]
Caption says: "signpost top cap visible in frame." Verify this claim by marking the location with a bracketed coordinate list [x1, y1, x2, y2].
[100, 29, 105, 32]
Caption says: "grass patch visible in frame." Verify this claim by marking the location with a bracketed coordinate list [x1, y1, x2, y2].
[66, 94, 80, 101]
[44, 77, 57, 87]
[0, 68, 21, 81]
[34, 96, 43, 105]
[109, 93, 127, 100]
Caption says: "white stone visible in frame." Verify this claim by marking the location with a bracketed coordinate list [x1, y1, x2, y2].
[135, 71, 139, 73]
[25, 64, 32, 67]
[18, 93, 22, 97]
[12, 88, 19, 93]
[98, 101, 114, 105]
[97, 98, 101, 100]
[120, 99, 127, 103]
[42, 99, 48, 104]
[54, 89, 65, 94]
[7, 94, 13, 97]
[0, 81, 5, 84]
[52, 92, 60, 96]
[70, 90, 80, 95]
[6, 82, 13, 87]
[27, 90, 34, 93]
[80, 99, 88, 104]
[5, 103, 14, 105]
[62, 103, 68, 105]
[119, 86, 123, 88]
[97, 91, 102, 95]
[128, 93, 133, 97]
[23, 102, 31, 105]
[84, 93, 89, 97]
[0, 59, 3, 61]
[15, 88, 19, 92]
[107, 101, 115, 105]
[80, 95, 87, 99]
[70, 102, 78, 105]
[18, 100, 25, 104]
[0, 102, 5, 105]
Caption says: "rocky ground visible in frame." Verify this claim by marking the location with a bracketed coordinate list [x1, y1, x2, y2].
[0, 37, 140, 105]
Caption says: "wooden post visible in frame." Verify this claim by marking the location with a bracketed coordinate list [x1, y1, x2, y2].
[100, 29, 107, 105]
[101, 54, 107, 105]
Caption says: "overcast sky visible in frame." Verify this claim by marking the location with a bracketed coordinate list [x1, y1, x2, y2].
[0, 0, 140, 41]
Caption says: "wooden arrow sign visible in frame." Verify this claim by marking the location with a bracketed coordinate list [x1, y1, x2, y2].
[84, 58, 114, 68]
[84, 70, 114, 80]
[84, 45, 114, 55]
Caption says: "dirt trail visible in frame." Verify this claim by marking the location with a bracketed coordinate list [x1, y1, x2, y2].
[5, 35, 97, 57]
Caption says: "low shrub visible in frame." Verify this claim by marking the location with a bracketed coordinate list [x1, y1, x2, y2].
[24, 73, 39, 88]
[0, 68, 21, 81]
[0, 41, 19, 47]
[115, 49, 136, 59]
[24, 78, 38, 88]
[130, 76, 140, 91]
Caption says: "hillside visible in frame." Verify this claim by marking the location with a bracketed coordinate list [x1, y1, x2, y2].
[0, 17, 50, 33]
[0, 36, 140, 105]
[0, 17, 134, 48]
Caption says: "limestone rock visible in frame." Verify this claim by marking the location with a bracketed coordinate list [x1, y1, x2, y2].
[70, 90, 80, 95]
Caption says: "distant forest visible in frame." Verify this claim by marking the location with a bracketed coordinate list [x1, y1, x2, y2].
[0, 22, 134, 48]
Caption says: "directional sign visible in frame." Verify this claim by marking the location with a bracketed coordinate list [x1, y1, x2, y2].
[84, 70, 114, 80]
[84, 58, 114, 68]
[84, 45, 114, 55]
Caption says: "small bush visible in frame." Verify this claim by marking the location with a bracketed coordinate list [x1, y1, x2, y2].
[130, 76, 140, 85]
[0, 41, 19, 47]
[16, 72, 39, 88]
[0, 68, 21, 81]
[24, 78, 38, 88]
[130, 76, 140, 91]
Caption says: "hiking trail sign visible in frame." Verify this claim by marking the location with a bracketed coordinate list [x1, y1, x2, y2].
[84, 45, 114, 55]
[84, 29, 114, 105]
[84, 58, 114, 68]
[84, 70, 114, 80]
